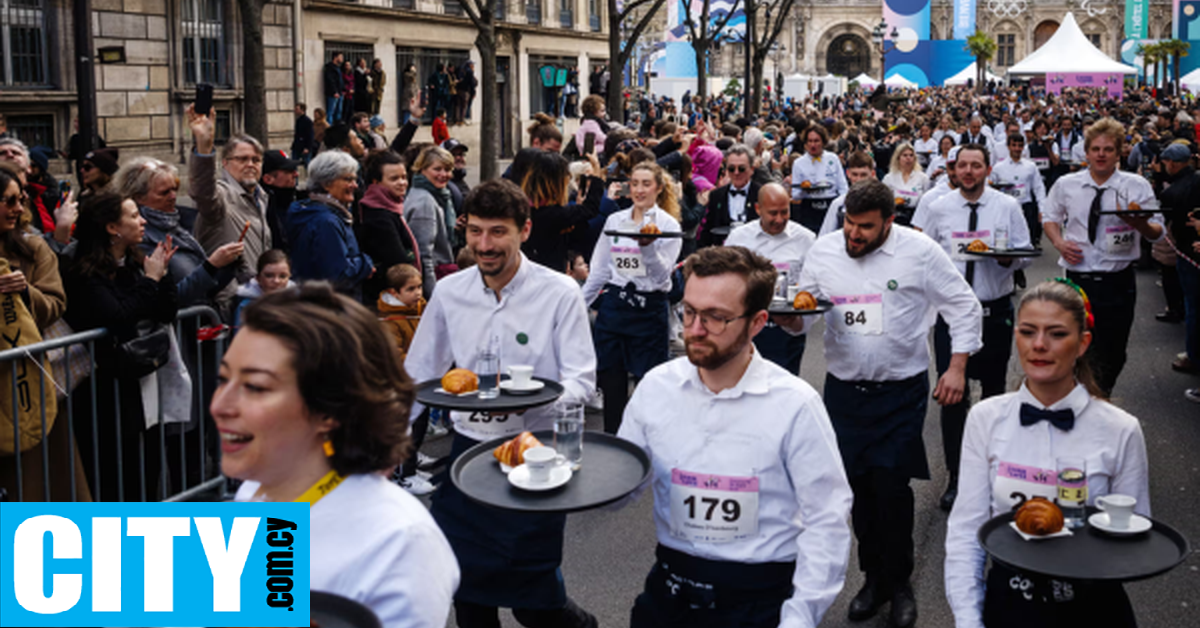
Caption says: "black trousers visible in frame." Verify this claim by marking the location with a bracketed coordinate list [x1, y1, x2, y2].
[1067, 268, 1136, 396]
[933, 298, 1014, 480]
[1159, 261, 1185, 316]
[1022, 201, 1042, 246]
[400, 407, 430, 479]
[753, 322, 806, 374]
[849, 469, 914, 587]
[455, 599, 596, 628]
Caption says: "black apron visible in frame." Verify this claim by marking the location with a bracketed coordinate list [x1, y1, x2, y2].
[431, 433, 569, 608]
[792, 197, 832, 234]
[823, 372, 931, 480]
[982, 562, 1136, 628]
[753, 322, 806, 374]
[593, 283, 670, 377]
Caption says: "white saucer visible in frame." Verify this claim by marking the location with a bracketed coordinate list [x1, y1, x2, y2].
[498, 461, 513, 474]
[500, 380, 545, 395]
[434, 387, 478, 397]
[1089, 512, 1152, 536]
[508, 463, 572, 491]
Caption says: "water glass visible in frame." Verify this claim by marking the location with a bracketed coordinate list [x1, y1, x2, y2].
[993, 225, 1010, 251]
[476, 351, 500, 399]
[1056, 457, 1088, 529]
[553, 401, 585, 470]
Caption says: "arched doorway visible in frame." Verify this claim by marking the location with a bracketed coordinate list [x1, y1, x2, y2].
[1034, 21, 1060, 51]
[827, 34, 870, 78]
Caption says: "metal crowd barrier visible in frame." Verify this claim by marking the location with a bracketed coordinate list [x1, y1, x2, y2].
[0, 306, 229, 503]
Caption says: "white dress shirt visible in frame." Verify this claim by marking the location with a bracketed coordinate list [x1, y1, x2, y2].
[990, 157, 1047, 205]
[911, 179, 955, 230]
[1069, 141, 1086, 166]
[728, 183, 752, 222]
[798, 226, 983, 381]
[913, 138, 939, 166]
[882, 171, 931, 208]
[1043, 170, 1164, 272]
[933, 129, 961, 145]
[405, 254, 597, 440]
[583, 206, 683, 304]
[818, 194, 848, 237]
[618, 352, 853, 628]
[927, 154, 951, 182]
[944, 383, 1151, 628]
[791, 151, 848, 200]
[725, 220, 817, 285]
[922, 187, 1034, 301]
[236, 474, 460, 628]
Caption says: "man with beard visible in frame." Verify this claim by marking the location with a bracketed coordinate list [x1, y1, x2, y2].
[187, 103, 271, 293]
[726, 183, 815, 372]
[796, 180, 981, 628]
[405, 179, 599, 628]
[617, 246, 852, 628]
[919, 143, 1032, 511]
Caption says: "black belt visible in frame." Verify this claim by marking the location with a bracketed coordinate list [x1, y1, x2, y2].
[828, 370, 927, 390]
[655, 544, 795, 595]
[1066, 267, 1134, 282]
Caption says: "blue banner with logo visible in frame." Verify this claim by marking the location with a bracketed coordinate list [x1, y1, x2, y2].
[954, 0, 976, 40]
[1, 502, 310, 627]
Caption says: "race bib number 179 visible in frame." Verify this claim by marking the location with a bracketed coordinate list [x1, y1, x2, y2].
[669, 470, 759, 544]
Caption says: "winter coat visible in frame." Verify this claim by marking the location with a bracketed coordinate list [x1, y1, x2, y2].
[284, 195, 374, 300]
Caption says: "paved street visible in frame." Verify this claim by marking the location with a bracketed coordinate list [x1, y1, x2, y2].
[424, 250, 1200, 628]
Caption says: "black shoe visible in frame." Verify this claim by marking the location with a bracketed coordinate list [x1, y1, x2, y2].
[940, 484, 958, 512]
[1156, 310, 1184, 323]
[848, 579, 886, 621]
[890, 584, 918, 628]
[1014, 269, 1027, 290]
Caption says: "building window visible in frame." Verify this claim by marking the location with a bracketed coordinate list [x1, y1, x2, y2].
[0, 0, 50, 87]
[529, 55, 575, 117]
[526, 0, 541, 24]
[326, 41, 374, 73]
[393, 0, 414, 8]
[1087, 33, 1101, 49]
[6, 113, 52, 147]
[495, 0, 506, 21]
[589, 0, 600, 32]
[444, 0, 463, 16]
[559, 0, 573, 28]
[181, 0, 228, 86]
[997, 33, 1015, 67]
[395, 47, 470, 123]
[214, 109, 231, 144]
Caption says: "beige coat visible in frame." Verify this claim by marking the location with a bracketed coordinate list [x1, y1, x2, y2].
[189, 152, 271, 286]
[0, 232, 66, 329]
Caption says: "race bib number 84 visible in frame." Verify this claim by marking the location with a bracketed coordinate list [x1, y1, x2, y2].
[669, 469, 759, 544]
[830, 294, 884, 335]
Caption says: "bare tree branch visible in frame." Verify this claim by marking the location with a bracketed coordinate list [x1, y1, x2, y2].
[619, 0, 657, 19]
[621, 0, 669, 63]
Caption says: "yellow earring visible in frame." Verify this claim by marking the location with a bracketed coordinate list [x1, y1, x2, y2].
[323, 439, 335, 457]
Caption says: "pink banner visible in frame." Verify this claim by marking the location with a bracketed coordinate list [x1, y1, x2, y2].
[1046, 73, 1124, 99]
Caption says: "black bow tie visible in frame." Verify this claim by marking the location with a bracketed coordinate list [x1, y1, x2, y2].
[730, 188, 746, 197]
[1019, 403, 1075, 431]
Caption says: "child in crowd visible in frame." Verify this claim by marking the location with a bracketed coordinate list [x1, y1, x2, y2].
[233, 250, 294, 326]
[377, 264, 424, 363]
[567, 249, 589, 285]
[455, 246, 475, 270]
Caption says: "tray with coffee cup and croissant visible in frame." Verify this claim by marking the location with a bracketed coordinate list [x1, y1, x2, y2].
[604, 224, 685, 239]
[977, 497, 1189, 582]
[767, 290, 833, 315]
[415, 368, 565, 412]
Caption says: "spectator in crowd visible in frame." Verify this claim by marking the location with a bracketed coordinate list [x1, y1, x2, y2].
[324, 123, 367, 163]
[232, 249, 293, 327]
[323, 52, 345, 124]
[65, 117, 108, 186]
[443, 139, 470, 216]
[351, 112, 374, 153]
[405, 145, 457, 296]
[402, 64, 419, 125]
[261, 149, 304, 253]
[529, 113, 563, 152]
[219, 283, 458, 626]
[115, 157, 243, 307]
[369, 58, 386, 116]
[377, 262, 424, 363]
[518, 149, 604, 271]
[24, 146, 61, 235]
[368, 116, 388, 150]
[357, 149, 420, 306]
[63, 192, 180, 501]
[457, 60, 477, 124]
[432, 109, 450, 146]
[285, 150, 374, 300]
[574, 95, 609, 159]
[313, 107, 329, 148]
[341, 60, 356, 123]
[292, 103, 314, 165]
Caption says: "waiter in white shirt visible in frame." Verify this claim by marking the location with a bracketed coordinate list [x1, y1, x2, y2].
[818, 151, 876, 237]
[796, 179, 983, 628]
[406, 179, 599, 628]
[992, 132, 1048, 247]
[790, 125, 848, 233]
[920, 143, 1033, 512]
[619, 246, 853, 628]
[910, 146, 961, 232]
[1042, 118, 1164, 396]
[960, 116, 993, 149]
[726, 183, 816, 373]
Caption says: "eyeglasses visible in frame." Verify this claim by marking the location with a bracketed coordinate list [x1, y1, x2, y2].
[2, 193, 26, 208]
[228, 155, 263, 165]
[681, 304, 752, 335]
[727, 165, 750, 173]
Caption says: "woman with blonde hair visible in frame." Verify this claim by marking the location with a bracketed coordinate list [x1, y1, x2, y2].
[882, 142, 929, 226]
[404, 145, 457, 295]
[582, 162, 682, 433]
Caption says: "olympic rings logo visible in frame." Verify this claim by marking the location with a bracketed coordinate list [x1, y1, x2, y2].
[987, 0, 1028, 19]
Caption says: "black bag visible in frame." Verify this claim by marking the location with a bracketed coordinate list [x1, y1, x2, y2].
[115, 321, 171, 380]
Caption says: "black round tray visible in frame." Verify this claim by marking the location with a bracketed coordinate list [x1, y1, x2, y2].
[768, 298, 834, 315]
[603, 230, 685, 239]
[311, 591, 382, 628]
[977, 509, 1190, 582]
[415, 376, 564, 412]
[1096, 209, 1160, 217]
[963, 248, 1044, 259]
[449, 430, 651, 513]
[791, 182, 833, 191]
[708, 225, 733, 237]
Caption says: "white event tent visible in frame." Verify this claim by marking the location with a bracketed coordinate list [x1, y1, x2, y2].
[944, 62, 1003, 86]
[885, 74, 918, 88]
[1181, 67, 1200, 92]
[1006, 12, 1137, 76]
[852, 73, 879, 88]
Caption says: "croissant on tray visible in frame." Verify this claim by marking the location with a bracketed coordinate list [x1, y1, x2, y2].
[640, 223, 662, 235]
[792, 291, 818, 311]
[1014, 497, 1064, 536]
[493, 431, 544, 467]
[967, 239, 990, 253]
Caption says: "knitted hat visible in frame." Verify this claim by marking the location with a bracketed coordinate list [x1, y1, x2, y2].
[84, 147, 120, 175]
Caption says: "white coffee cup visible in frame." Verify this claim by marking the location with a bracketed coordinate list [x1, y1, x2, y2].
[508, 365, 535, 388]
[786, 285, 801, 301]
[1096, 494, 1137, 529]
[524, 446, 564, 484]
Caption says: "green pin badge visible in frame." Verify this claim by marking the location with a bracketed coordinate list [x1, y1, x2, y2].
[516, 332, 529, 345]
[887, 279, 898, 291]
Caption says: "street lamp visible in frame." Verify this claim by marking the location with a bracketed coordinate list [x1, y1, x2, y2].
[871, 18, 899, 84]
